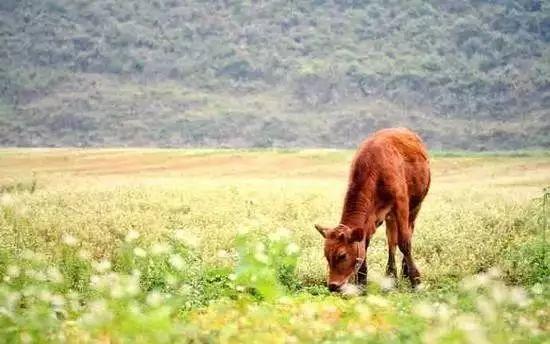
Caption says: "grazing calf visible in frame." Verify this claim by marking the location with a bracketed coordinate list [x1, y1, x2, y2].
[315, 128, 430, 291]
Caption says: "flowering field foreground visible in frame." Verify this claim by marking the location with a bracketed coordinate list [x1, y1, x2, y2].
[0, 149, 548, 343]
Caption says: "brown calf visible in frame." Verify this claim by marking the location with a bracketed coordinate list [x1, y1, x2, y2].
[315, 128, 430, 291]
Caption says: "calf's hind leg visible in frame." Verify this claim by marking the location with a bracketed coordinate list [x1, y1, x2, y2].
[385, 215, 398, 280]
[395, 199, 421, 287]
[402, 205, 421, 279]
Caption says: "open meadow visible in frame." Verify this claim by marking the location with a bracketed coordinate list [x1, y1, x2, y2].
[0, 149, 549, 343]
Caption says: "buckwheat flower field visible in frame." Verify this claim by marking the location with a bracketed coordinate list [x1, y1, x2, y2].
[0, 149, 548, 343]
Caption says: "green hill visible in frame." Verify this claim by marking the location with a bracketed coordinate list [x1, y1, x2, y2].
[0, 0, 549, 149]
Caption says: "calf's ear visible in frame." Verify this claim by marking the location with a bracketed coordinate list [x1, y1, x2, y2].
[349, 227, 364, 242]
[314, 224, 328, 238]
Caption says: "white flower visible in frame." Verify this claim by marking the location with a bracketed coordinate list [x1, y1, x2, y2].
[476, 296, 496, 322]
[4, 292, 21, 310]
[78, 249, 91, 260]
[80, 299, 113, 327]
[237, 227, 251, 235]
[518, 316, 538, 332]
[110, 284, 123, 298]
[173, 229, 185, 240]
[15, 206, 29, 217]
[378, 276, 395, 291]
[254, 243, 269, 263]
[531, 283, 543, 295]
[50, 294, 65, 308]
[435, 303, 452, 322]
[125, 230, 140, 242]
[368, 271, 395, 291]
[216, 250, 231, 259]
[179, 284, 193, 296]
[414, 302, 435, 319]
[254, 251, 269, 264]
[0, 193, 14, 206]
[461, 273, 490, 291]
[133, 247, 147, 258]
[22, 250, 45, 262]
[489, 283, 507, 304]
[285, 243, 300, 255]
[354, 304, 371, 318]
[165, 274, 178, 286]
[300, 302, 317, 319]
[89, 299, 108, 314]
[125, 276, 140, 297]
[26, 269, 47, 282]
[62, 234, 79, 247]
[6, 265, 20, 278]
[110, 275, 140, 299]
[366, 295, 390, 308]
[128, 304, 141, 315]
[255, 242, 265, 252]
[93, 259, 111, 273]
[169, 254, 185, 271]
[509, 287, 530, 307]
[90, 275, 104, 290]
[487, 267, 501, 279]
[151, 242, 171, 255]
[173, 229, 200, 248]
[46, 267, 64, 284]
[269, 228, 291, 242]
[21, 249, 34, 261]
[341, 284, 361, 297]
[457, 314, 489, 344]
[146, 291, 163, 307]
[20, 332, 32, 344]
[38, 290, 53, 302]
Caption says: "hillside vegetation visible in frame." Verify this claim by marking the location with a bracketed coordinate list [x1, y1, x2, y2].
[0, 0, 549, 149]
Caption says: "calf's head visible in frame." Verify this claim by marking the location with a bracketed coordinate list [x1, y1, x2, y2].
[315, 224, 364, 292]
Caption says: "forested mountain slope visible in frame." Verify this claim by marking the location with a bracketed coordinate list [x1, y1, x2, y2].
[0, 0, 549, 149]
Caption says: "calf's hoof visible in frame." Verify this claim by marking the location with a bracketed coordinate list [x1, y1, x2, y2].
[385, 267, 397, 280]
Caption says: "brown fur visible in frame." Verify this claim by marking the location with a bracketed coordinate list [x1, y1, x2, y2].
[315, 128, 430, 291]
